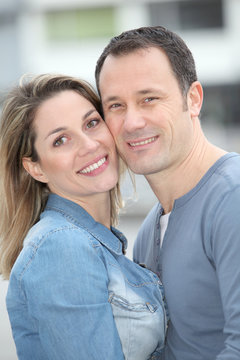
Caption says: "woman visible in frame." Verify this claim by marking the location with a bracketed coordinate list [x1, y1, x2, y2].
[0, 74, 167, 360]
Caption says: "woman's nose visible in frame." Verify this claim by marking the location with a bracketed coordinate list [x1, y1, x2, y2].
[76, 135, 99, 156]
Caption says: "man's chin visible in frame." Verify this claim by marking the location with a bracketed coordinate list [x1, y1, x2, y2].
[118, 152, 159, 175]
[126, 163, 156, 175]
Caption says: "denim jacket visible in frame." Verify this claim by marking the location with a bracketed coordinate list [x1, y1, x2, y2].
[7, 194, 167, 360]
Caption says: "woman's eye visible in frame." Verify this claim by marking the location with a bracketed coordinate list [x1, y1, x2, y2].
[86, 119, 99, 129]
[53, 136, 68, 147]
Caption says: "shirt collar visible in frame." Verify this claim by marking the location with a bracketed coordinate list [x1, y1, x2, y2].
[44, 193, 127, 255]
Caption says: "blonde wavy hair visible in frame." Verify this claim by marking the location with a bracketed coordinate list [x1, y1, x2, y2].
[0, 74, 125, 279]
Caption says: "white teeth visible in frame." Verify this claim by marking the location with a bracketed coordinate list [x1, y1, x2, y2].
[129, 137, 156, 147]
[79, 157, 106, 174]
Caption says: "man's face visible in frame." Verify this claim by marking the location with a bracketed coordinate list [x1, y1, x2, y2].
[99, 47, 197, 177]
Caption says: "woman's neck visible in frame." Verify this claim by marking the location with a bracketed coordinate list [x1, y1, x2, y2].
[77, 192, 112, 229]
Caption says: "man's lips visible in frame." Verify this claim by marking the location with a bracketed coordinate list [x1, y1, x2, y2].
[127, 136, 158, 147]
[77, 156, 107, 174]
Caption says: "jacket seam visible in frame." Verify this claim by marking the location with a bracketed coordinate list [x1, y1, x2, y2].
[45, 206, 122, 254]
[18, 225, 96, 292]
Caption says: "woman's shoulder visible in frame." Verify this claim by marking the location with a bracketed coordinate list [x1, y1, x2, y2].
[26, 211, 94, 247]
[11, 212, 102, 283]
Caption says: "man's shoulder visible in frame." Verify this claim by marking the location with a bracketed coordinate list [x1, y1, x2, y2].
[197, 152, 240, 197]
[212, 152, 240, 190]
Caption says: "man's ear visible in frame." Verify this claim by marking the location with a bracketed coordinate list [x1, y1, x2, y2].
[188, 81, 203, 117]
[22, 157, 48, 183]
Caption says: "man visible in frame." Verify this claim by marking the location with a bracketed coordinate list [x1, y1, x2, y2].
[95, 26, 240, 359]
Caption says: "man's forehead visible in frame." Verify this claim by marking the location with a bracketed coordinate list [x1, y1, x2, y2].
[102, 47, 159, 67]
[99, 47, 170, 82]
[99, 52, 172, 99]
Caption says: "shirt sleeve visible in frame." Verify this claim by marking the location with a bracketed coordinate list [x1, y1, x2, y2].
[210, 186, 240, 359]
[133, 203, 159, 266]
[21, 227, 125, 360]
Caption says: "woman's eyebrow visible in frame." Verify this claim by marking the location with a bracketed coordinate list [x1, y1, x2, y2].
[45, 127, 67, 140]
[44, 109, 97, 140]
[82, 108, 96, 120]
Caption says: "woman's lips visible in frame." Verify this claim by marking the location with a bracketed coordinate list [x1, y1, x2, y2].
[77, 156, 108, 175]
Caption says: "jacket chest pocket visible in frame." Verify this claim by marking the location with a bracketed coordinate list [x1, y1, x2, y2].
[108, 292, 165, 360]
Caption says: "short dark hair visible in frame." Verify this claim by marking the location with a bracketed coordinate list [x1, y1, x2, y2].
[95, 26, 197, 96]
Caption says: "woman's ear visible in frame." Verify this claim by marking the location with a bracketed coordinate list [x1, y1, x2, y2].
[188, 81, 203, 118]
[22, 157, 48, 183]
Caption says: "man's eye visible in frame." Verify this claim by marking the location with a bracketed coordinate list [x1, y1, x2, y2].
[53, 136, 67, 147]
[144, 97, 155, 103]
[86, 119, 99, 128]
[110, 103, 121, 109]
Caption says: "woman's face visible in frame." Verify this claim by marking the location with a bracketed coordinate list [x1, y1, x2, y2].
[24, 90, 119, 203]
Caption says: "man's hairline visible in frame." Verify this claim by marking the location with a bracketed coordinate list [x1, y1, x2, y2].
[97, 46, 188, 103]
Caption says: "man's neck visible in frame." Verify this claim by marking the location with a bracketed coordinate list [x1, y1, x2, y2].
[146, 133, 227, 214]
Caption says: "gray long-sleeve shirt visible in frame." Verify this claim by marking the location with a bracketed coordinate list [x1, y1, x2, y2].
[134, 152, 240, 360]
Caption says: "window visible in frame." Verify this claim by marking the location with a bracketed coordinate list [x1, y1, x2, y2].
[45, 7, 115, 41]
[149, 0, 224, 31]
[201, 83, 240, 126]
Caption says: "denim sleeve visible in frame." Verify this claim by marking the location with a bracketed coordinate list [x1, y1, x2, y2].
[210, 187, 240, 359]
[21, 227, 125, 360]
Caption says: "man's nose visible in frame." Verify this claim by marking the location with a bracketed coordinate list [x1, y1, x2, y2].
[123, 106, 146, 133]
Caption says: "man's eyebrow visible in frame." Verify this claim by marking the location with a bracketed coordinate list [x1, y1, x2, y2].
[137, 88, 160, 95]
[102, 96, 120, 104]
[103, 88, 160, 104]
[45, 109, 97, 139]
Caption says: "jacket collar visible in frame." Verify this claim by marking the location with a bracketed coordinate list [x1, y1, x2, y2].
[44, 193, 127, 255]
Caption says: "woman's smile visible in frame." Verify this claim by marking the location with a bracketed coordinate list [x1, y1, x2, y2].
[78, 155, 108, 175]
